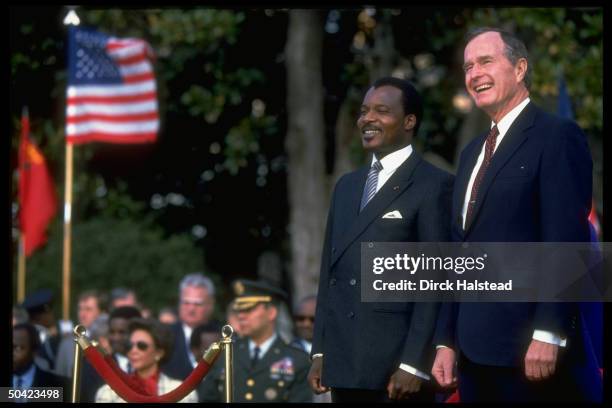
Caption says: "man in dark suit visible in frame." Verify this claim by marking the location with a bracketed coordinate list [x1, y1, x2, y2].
[199, 280, 311, 402]
[308, 77, 454, 402]
[13, 323, 70, 402]
[431, 27, 594, 402]
[161, 273, 221, 380]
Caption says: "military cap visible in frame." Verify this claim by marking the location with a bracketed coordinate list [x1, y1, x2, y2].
[21, 288, 54, 314]
[232, 280, 287, 311]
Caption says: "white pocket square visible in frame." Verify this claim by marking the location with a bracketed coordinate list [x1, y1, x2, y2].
[382, 210, 403, 219]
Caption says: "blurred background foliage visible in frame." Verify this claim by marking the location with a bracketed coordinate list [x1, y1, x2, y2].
[10, 7, 602, 318]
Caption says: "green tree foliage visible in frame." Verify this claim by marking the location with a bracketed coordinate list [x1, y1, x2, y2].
[18, 194, 212, 319]
[84, 8, 277, 173]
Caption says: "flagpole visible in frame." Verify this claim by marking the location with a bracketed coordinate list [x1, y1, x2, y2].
[17, 234, 26, 303]
[62, 143, 74, 321]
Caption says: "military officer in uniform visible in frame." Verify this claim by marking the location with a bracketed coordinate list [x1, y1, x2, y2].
[199, 279, 311, 402]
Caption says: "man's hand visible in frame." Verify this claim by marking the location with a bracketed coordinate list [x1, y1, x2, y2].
[524, 339, 559, 381]
[386, 369, 422, 400]
[431, 347, 457, 388]
[307, 356, 330, 394]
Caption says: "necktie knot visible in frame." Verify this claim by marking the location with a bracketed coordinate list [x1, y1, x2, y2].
[488, 125, 499, 139]
[372, 160, 383, 172]
[486, 125, 499, 149]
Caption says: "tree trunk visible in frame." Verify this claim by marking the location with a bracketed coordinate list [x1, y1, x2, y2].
[332, 10, 397, 183]
[285, 10, 327, 306]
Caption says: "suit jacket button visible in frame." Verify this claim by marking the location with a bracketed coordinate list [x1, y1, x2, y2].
[332, 247, 337, 253]
[330, 278, 336, 286]
[347, 311, 355, 318]
[349, 279, 356, 286]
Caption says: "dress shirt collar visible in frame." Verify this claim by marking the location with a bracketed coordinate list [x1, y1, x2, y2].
[370, 144, 413, 174]
[493, 97, 530, 138]
[248, 332, 278, 359]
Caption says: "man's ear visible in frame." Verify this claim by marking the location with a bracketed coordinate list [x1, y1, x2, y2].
[403, 114, 416, 132]
[267, 304, 278, 322]
[515, 58, 528, 84]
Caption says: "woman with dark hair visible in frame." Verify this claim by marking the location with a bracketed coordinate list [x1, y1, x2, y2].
[95, 318, 198, 402]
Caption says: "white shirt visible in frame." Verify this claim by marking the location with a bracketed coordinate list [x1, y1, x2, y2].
[248, 333, 278, 360]
[455, 96, 566, 348]
[181, 323, 197, 368]
[371, 144, 413, 193]
[115, 353, 130, 373]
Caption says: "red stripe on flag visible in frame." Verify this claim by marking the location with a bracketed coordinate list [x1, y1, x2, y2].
[67, 92, 156, 104]
[67, 132, 158, 145]
[106, 41, 144, 50]
[66, 112, 159, 124]
[123, 73, 155, 83]
[115, 54, 148, 65]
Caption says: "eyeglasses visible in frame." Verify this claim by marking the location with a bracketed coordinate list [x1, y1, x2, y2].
[295, 315, 315, 323]
[13, 345, 25, 352]
[180, 299, 206, 307]
[128, 341, 152, 352]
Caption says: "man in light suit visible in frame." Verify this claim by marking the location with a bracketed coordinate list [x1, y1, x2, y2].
[431, 27, 594, 402]
[308, 77, 454, 402]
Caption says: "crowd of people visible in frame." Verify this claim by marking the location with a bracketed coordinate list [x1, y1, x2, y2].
[12, 273, 321, 402]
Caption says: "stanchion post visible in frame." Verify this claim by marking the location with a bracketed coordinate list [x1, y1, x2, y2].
[71, 325, 87, 403]
[221, 325, 234, 403]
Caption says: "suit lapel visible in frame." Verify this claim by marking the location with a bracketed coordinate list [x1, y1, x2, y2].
[463, 102, 537, 234]
[235, 340, 251, 372]
[331, 151, 422, 268]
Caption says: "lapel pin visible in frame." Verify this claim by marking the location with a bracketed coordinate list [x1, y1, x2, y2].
[393, 185, 400, 191]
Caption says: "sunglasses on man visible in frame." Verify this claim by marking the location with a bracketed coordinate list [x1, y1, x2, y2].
[295, 315, 315, 323]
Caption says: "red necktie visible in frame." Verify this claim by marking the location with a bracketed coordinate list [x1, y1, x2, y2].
[465, 125, 499, 228]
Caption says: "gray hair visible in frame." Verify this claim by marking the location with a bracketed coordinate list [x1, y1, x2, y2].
[179, 273, 216, 297]
[465, 26, 532, 89]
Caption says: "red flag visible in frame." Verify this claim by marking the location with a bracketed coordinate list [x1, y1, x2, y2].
[18, 109, 58, 256]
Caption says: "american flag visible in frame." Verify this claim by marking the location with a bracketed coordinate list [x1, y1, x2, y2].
[66, 27, 159, 144]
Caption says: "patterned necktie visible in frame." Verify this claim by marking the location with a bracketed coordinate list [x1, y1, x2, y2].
[360, 161, 383, 212]
[465, 125, 499, 228]
[251, 346, 260, 369]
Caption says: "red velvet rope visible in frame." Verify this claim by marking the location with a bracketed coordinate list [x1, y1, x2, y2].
[84, 346, 220, 402]
[103, 354, 152, 396]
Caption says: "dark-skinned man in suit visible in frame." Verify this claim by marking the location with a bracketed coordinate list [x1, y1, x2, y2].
[308, 77, 453, 403]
